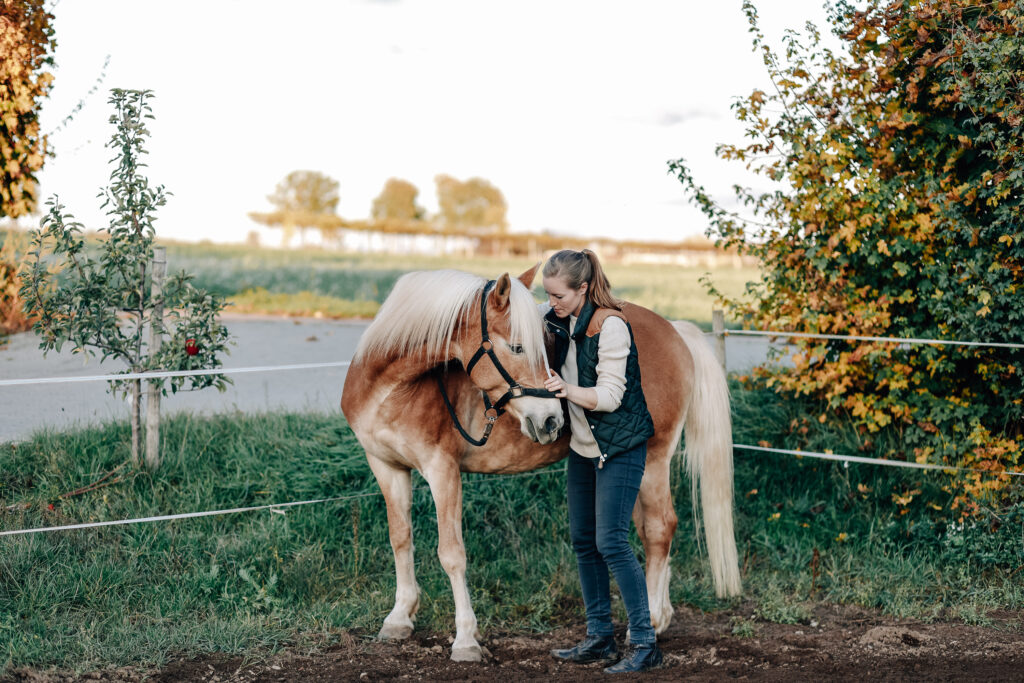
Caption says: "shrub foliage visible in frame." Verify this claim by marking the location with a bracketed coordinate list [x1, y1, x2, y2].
[0, 0, 55, 219]
[671, 0, 1023, 515]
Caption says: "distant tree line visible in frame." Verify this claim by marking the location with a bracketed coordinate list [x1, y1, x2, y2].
[249, 172, 509, 246]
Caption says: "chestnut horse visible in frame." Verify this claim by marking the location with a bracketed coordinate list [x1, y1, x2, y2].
[341, 265, 740, 662]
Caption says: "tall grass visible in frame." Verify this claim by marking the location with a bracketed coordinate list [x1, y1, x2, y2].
[1, 386, 1021, 673]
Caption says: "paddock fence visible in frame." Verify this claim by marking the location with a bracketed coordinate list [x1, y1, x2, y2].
[2, 316, 1021, 538]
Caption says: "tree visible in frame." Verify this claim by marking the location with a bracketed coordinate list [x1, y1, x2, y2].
[371, 178, 424, 222]
[251, 170, 342, 245]
[434, 174, 508, 233]
[21, 89, 231, 470]
[671, 0, 1023, 516]
[0, 0, 56, 219]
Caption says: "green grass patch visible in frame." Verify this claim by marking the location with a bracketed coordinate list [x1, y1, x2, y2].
[227, 288, 379, 319]
[163, 242, 759, 325]
[1, 384, 1021, 673]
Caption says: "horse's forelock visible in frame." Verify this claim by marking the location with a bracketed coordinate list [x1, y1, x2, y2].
[506, 277, 547, 373]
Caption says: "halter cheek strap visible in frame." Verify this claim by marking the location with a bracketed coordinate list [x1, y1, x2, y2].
[466, 281, 558, 414]
[437, 280, 558, 447]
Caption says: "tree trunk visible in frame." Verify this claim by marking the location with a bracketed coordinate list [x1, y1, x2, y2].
[145, 246, 166, 470]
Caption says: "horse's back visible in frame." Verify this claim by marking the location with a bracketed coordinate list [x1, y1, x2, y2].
[621, 302, 694, 441]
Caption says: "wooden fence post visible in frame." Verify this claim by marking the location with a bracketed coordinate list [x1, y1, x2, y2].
[712, 308, 726, 372]
[145, 246, 166, 470]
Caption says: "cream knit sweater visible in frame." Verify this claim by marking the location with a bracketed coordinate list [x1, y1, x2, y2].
[561, 314, 630, 459]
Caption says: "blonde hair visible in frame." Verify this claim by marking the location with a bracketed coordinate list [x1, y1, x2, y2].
[355, 269, 547, 370]
[542, 249, 621, 311]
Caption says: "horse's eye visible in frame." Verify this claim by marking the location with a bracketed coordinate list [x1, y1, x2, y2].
[508, 342, 524, 354]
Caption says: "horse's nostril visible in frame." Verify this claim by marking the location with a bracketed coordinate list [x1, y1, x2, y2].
[544, 415, 559, 434]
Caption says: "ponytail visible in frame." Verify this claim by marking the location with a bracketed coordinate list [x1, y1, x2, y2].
[581, 249, 621, 310]
[543, 248, 622, 311]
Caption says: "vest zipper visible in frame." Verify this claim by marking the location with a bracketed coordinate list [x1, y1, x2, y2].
[598, 454, 607, 469]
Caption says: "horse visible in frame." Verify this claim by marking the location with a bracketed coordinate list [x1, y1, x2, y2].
[340, 264, 740, 662]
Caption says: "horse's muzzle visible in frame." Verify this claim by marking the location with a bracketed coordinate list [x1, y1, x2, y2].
[524, 412, 563, 445]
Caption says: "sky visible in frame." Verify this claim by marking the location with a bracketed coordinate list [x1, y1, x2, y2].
[27, 0, 839, 245]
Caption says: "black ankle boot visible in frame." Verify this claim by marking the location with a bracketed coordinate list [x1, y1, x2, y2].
[603, 642, 663, 674]
[551, 634, 618, 663]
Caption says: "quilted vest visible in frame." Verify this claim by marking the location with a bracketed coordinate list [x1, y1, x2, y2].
[545, 300, 655, 461]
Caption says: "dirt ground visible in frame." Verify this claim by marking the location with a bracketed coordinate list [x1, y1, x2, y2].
[5, 603, 1023, 682]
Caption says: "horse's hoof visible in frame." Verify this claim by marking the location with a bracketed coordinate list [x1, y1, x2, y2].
[451, 645, 482, 662]
[378, 623, 414, 641]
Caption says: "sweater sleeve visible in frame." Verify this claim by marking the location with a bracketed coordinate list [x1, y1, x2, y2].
[592, 316, 630, 412]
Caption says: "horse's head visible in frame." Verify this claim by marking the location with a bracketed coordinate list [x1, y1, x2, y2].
[454, 265, 564, 445]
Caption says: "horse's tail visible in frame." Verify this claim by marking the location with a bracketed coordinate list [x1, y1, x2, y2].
[672, 320, 742, 598]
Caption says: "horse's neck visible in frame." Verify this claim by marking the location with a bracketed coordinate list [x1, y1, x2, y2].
[365, 350, 448, 386]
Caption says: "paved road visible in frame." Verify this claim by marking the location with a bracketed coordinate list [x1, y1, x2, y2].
[0, 316, 781, 443]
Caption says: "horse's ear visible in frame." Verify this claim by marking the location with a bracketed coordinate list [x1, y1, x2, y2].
[517, 262, 541, 289]
[490, 273, 512, 310]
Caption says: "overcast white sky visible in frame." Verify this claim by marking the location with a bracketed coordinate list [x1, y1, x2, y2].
[29, 0, 838, 244]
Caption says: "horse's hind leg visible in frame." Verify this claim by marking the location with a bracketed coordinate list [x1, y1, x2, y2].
[366, 455, 420, 641]
[632, 446, 678, 633]
[420, 456, 482, 662]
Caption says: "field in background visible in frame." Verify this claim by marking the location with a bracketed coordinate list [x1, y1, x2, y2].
[164, 242, 759, 326]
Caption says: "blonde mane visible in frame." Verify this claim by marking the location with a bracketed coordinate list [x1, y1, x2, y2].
[355, 270, 547, 371]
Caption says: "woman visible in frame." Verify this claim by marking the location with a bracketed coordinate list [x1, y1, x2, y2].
[542, 249, 662, 674]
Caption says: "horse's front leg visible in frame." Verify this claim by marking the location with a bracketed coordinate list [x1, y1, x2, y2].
[421, 457, 482, 662]
[366, 454, 420, 640]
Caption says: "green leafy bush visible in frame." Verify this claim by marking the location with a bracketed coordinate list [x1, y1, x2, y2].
[673, 0, 1024, 516]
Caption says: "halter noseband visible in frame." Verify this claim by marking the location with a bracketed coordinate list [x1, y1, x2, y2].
[436, 280, 558, 447]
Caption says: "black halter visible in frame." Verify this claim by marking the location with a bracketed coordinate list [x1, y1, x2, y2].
[436, 280, 558, 447]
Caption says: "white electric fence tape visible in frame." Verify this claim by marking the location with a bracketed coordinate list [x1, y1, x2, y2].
[0, 361, 352, 387]
[725, 329, 1024, 350]
[734, 443, 1024, 477]
[0, 469, 562, 537]
[0, 491, 379, 537]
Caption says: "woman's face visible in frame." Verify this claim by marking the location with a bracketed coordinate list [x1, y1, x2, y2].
[543, 275, 588, 319]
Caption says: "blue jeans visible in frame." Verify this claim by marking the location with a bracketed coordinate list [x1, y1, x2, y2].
[566, 445, 655, 645]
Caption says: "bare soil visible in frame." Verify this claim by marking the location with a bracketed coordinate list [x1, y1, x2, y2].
[5, 603, 1023, 682]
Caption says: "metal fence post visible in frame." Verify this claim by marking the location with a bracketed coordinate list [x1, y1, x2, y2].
[712, 308, 726, 372]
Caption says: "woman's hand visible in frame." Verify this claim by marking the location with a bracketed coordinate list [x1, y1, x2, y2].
[544, 370, 568, 398]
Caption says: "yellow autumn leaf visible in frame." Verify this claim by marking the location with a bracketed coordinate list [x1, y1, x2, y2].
[915, 212, 933, 233]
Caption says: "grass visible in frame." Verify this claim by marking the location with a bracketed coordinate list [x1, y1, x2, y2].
[162, 242, 759, 326]
[1, 383, 1021, 674]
